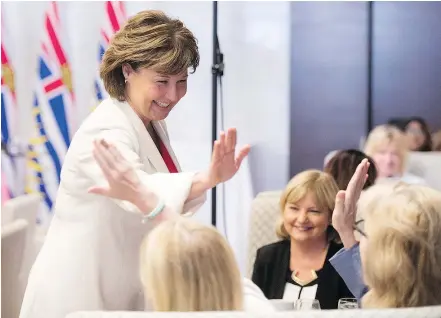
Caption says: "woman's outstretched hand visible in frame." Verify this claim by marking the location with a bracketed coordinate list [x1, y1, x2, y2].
[332, 158, 370, 248]
[205, 128, 251, 188]
[87, 139, 159, 211]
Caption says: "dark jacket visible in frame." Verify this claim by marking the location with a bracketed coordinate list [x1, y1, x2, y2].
[251, 240, 354, 309]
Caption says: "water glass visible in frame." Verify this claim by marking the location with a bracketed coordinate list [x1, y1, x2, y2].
[294, 299, 321, 310]
[338, 298, 359, 309]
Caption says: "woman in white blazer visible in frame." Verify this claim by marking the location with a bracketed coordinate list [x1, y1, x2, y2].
[20, 10, 250, 318]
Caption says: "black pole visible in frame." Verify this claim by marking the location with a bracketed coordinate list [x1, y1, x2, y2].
[211, 1, 225, 227]
[211, 1, 218, 227]
[367, 1, 374, 135]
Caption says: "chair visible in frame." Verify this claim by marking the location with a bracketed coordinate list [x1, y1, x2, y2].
[2, 218, 29, 318]
[406, 152, 441, 191]
[246, 191, 282, 278]
[2, 194, 42, 297]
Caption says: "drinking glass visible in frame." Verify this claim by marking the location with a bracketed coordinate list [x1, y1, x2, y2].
[338, 298, 359, 309]
[294, 299, 321, 310]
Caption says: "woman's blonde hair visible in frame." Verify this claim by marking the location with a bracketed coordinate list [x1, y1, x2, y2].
[276, 170, 339, 241]
[140, 218, 243, 311]
[100, 10, 200, 101]
[360, 184, 441, 308]
[363, 125, 409, 174]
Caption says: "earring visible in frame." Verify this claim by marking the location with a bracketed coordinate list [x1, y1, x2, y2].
[124, 79, 128, 83]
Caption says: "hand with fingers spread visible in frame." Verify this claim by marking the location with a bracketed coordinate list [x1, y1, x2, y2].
[332, 158, 370, 248]
[205, 128, 251, 188]
[88, 139, 159, 212]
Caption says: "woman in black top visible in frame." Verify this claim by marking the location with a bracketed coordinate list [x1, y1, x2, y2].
[251, 170, 354, 309]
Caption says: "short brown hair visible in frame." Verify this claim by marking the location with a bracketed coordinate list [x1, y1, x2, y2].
[100, 10, 200, 101]
[324, 149, 377, 191]
[276, 170, 340, 242]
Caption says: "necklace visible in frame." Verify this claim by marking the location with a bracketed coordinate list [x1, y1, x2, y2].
[291, 269, 318, 286]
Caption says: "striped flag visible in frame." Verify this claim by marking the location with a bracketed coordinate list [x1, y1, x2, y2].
[1, 22, 19, 200]
[93, 1, 127, 109]
[26, 1, 75, 224]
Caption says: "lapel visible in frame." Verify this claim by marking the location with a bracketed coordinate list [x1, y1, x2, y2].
[314, 242, 341, 309]
[271, 240, 291, 299]
[113, 99, 169, 173]
[152, 121, 182, 172]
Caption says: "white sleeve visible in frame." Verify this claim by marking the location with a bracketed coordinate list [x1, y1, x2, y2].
[74, 125, 206, 215]
[242, 278, 275, 313]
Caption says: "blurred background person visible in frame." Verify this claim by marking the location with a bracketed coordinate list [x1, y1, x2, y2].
[431, 130, 441, 151]
[364, 125, 426, 185]
[324, 149, 377, 191]
[404, 117, 433, 152]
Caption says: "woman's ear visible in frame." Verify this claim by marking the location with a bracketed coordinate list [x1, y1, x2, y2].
[122, 63, 135, 81]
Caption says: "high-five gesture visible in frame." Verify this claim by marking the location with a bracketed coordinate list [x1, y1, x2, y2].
[332, 158, 370, 248]
[88, 139, 165, 216]
[206, 128, 251, 188]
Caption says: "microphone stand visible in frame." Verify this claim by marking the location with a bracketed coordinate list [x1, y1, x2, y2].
[211, 0, 224, 227]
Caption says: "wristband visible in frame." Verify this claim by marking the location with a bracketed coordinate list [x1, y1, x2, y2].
[141, 200, 166, 224]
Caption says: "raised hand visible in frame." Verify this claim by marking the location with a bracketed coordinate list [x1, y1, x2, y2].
[206, 128, 251, 188]
[332, 159, 370, 242]
[88, 139, 156, 205]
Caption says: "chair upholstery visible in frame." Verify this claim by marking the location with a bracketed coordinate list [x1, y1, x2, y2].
[2, 193, 42, 291]
[65, 305, 441, 318]
[246, 191, 282, 278]
[2, 218, 29, 318]
[406, 151, 441, 191]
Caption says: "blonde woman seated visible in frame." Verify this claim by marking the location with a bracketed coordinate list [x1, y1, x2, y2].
[89, 139, 275, 313]
[141, 218, 242, 311]
[331, 181, 441, 308]
[364, 124, 426, 185]
[251, 170, 354, 309]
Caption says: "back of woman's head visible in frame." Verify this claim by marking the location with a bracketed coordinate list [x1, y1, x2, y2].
[324, 149, 377, 190]
[361, 184, 441, 308]
[140, 218, 243, 311]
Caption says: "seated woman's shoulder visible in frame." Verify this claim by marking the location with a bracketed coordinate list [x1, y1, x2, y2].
[328, 240, 344, 256]
[256, 240, 289, 259]
[400, 173, 427, 186]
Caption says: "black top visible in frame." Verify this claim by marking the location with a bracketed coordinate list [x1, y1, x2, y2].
[251, 240, 354, 309]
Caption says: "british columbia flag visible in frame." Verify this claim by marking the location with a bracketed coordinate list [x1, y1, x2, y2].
[93, 1, 127, 109]
[26, 2, 75, 224]
[1, 21, 19, 200]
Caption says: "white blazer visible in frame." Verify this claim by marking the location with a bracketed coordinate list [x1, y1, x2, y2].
[19, 98, 206, 318]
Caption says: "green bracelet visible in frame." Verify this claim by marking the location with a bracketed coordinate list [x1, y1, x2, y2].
[141, 200, 166, 224]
